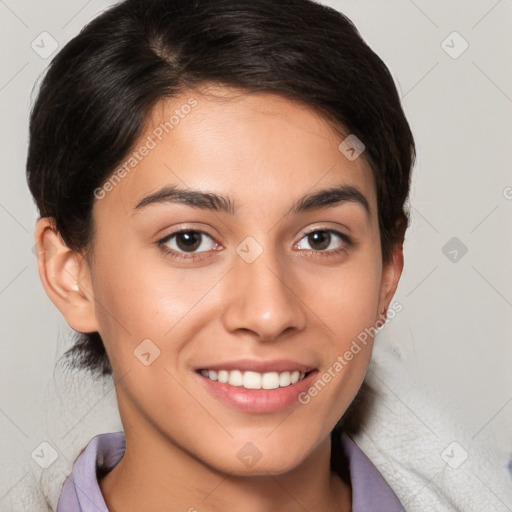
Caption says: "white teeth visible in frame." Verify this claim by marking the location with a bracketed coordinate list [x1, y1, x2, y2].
[228, 370, 243, 387]
[243, 371, 262, 389]
[261, 372, 280, 389]
[279, 371, 291, 387]
[201, 369, 309, 389]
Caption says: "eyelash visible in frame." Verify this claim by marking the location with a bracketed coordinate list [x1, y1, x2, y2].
[156, 227, 352, 262]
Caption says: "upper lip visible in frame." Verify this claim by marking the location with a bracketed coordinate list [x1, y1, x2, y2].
[196, 359, 316, 374]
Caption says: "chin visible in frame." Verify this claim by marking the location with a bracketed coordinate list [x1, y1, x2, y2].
[199, 441, 315, 477]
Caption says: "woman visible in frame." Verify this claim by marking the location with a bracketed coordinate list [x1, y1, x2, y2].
[27, 0, 415, 510]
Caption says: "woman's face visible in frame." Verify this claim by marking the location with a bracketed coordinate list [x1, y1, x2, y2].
[76, 86, 401, 474]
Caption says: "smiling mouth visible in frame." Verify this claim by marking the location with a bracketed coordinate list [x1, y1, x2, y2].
[198, 369, 312, 390]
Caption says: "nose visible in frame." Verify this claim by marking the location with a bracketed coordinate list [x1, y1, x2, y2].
[220, 242, 307, 342]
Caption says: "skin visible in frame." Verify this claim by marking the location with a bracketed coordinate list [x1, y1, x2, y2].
[35, 85, 404, 512]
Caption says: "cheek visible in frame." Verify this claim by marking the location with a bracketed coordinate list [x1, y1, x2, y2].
[303, 248, 382, 404]
[88, 236, 167, 366]
[316, 251, 383, 347]
[89, 241, 220, 370]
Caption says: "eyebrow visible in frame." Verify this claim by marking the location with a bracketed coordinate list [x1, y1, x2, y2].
[133, 183, 371, 217]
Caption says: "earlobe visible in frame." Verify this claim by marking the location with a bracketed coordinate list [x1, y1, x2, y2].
[34, 217, 100, 333]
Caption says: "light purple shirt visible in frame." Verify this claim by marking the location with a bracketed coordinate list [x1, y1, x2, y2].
[56, 431, 404, 511]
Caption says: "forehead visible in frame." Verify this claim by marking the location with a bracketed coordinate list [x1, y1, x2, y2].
[95, 86, 377, 219]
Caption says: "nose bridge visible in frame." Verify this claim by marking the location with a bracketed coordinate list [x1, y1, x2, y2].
[221, 236, 306, 340]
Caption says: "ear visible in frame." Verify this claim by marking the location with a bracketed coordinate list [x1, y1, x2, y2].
[34, 217, 100, 333]
[377, 230, 405, 318]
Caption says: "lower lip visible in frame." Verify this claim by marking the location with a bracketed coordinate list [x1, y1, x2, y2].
[196, 370, 318, 413]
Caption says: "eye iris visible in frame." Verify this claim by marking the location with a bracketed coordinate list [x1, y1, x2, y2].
[176, 232, 201, 252]
[309, 231, 330, 251]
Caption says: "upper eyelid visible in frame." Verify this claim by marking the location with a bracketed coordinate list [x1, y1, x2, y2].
[301, 226, 349, 238]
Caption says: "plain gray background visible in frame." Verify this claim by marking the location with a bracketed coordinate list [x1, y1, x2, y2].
[1, 0, 511, 510]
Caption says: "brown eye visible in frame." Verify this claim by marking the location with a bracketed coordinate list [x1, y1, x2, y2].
[174, 231, 202, 252]
[307, 231, 331, 251]
[295, 229, 350, 254]
[159, 229, 219, 258]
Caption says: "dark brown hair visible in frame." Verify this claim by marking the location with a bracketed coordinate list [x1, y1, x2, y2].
[26, 0, 415, 376]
